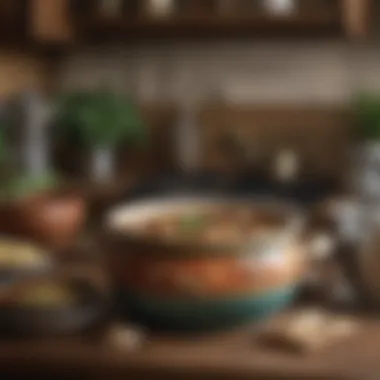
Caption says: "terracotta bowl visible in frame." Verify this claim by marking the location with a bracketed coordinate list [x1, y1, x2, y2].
[103, 196, 307, 332]
[0, 191, 86, 250]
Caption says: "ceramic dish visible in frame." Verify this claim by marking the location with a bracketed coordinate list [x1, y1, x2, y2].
[0, 238, 53, 287]
[104, 195, 310, 331]
[0, 277, 107, 337]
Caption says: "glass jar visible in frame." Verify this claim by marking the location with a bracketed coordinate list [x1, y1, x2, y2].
[262, 0, 297, 16]
[146, 0, 175, 17]
[98, 0, 123, 18]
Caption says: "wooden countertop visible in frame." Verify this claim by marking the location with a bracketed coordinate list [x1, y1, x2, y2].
[0, 315, 380, 379]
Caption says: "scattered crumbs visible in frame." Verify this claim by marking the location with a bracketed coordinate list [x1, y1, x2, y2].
[106, 324, 146, 351]
[257, 308, 360, 354]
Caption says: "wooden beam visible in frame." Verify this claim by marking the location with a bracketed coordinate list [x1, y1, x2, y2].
[342, 0, 371, 40]
[0, 50, 48, 98]
[30, 0, 74, 44]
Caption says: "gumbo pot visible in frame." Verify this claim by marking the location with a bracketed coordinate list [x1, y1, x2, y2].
[104, 196, 315, 331]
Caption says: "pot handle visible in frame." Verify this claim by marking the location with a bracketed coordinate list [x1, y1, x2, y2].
[304, 229, 363, 304]
[307, 232, 337, 262]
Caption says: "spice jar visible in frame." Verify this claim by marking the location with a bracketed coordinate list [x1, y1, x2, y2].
[262, 0, 297, 16]
[146, 0, 175, 17]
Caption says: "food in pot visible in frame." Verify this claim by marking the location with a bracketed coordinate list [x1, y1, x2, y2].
[106, 198, 304, 331]
[0, 239, 48, 269]
[127, 205, 288, 246]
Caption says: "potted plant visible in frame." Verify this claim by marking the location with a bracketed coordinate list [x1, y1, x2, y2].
[56, 89, 146, 183]
[0, 126, 86, 251]
[353, 92, 380, 200]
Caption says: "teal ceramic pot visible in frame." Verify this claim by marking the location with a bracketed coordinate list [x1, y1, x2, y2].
[105, 196, 307, 332]
[115, 285, 298, 331]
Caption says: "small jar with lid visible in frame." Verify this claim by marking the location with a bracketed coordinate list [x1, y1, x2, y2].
[97, 0, 140, 18]
[145, 0, 175, 17]
[262, 0, 297, 16]
[97, 0, 123, 18]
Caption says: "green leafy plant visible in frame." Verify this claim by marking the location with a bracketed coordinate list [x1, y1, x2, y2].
[56, 89, 146, 149]
[353, 92, 380, 140]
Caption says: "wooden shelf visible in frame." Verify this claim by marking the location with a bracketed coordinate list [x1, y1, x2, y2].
[79, 11, 341, 40]
[0, 1, 370, 48]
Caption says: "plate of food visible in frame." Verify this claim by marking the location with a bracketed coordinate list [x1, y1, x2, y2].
[0, 238, 53, 286]
[0, 276, 107, 337]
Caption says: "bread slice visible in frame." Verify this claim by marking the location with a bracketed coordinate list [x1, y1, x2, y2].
[258, 308, 359, 353]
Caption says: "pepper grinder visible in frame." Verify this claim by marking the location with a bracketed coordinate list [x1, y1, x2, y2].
[98, 0, 123, 17]
[23, 90, 54, 176]
[262, 0, 297, 16]
[175, 101, 199, 175]
[272, 147, 300, 184]
[146, 0, 175, 17]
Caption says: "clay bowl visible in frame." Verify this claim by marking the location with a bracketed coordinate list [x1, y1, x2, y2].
[0, 190, 86, 250]
[103, 195, 308, 332]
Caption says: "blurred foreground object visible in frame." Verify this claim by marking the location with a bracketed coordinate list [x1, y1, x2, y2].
[258, 308, 360, 353]
[0, 275, 105, 338]
[0, 238, 52, 295]
[106, 323, 146, 351]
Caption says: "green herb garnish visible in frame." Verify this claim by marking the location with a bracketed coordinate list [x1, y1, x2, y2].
[178, 214, 206, 234]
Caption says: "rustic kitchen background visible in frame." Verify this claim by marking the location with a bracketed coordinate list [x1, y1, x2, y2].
[2, 1, 380, 379]
[0, 0, 374, 189]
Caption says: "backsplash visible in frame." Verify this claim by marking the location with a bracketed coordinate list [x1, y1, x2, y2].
[55, 39, 380, 182]
[58, 41, 380, 104]
[198, 104, 351, 181]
